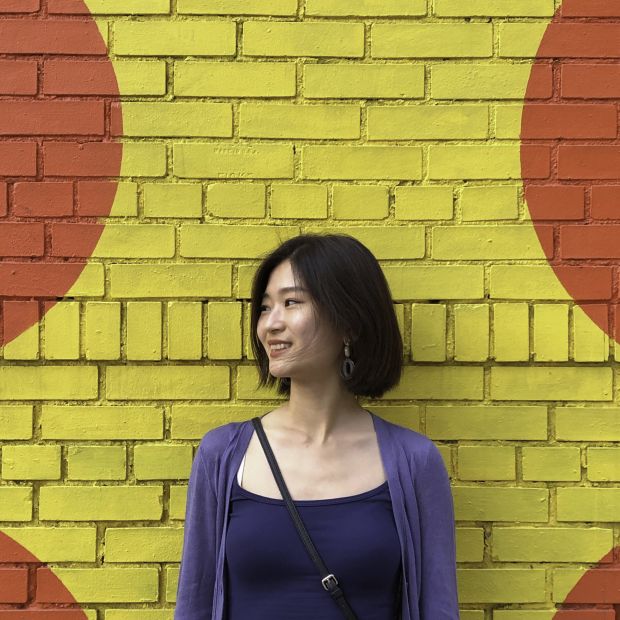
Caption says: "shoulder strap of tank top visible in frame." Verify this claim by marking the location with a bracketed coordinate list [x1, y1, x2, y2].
[251, 416, 358, 620]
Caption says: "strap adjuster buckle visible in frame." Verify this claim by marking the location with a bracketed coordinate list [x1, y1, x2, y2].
[321, 573, 338, 591]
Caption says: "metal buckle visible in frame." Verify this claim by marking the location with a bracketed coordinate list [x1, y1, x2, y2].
[321, 574, 338, 591]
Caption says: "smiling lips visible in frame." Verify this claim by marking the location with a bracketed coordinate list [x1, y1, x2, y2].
[269, 342, 291, 355]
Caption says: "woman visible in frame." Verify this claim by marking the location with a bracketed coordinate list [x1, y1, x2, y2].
[175, 233, 459, 620]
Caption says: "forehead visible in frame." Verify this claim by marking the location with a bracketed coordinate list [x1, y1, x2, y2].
[262, 261, 306, 297]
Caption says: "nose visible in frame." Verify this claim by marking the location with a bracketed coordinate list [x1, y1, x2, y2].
[264, 302, 285, 332]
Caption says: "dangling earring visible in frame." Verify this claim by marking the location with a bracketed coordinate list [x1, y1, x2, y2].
[340, 339, 355, 380]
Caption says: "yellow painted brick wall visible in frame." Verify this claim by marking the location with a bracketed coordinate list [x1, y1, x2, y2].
[0, 0, 617, 618]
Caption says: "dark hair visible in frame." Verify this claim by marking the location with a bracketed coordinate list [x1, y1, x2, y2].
[249, 233, 403, 399]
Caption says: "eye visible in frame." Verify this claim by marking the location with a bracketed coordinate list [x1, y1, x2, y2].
[285, 299, 300, 306]
[259, 305, 269, 312]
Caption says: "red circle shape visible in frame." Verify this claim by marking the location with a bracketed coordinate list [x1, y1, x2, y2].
[0, 1, 122, 347]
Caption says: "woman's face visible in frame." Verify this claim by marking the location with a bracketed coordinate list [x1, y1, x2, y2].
[257, 259, 344, 383]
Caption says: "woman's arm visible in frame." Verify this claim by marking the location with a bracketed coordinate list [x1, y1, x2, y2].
[415, 441, 460, 619]
[174, 445, 218, 620]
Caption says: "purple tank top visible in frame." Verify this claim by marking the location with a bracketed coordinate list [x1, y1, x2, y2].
[224, 477, 402, 619]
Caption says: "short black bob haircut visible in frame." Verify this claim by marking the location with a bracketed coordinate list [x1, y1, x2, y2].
[250, 233, 403, 399]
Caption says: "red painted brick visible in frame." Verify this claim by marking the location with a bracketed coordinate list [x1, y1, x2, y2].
[0, 612, 88, 619]
[564, 568, 620, 603]
[0, 568, 28, 603]
[13, 182, 74, 217]
[521, 104, 617, 139]
[0, 223, 44, 256]
[525, 185, 585, 220]
[0, 20, 107, 55]
[553, 266, 612, 299]
[521, 145, 551, 179]
[0, 263, 85, 297]
[50, 223, 105, 257]
[559, 146, 620, 180]
[562, 0, 620, 17]
[0, 101, 104, 136]
[553, 613, 614, 620]
[0, 143, 37, 177]
[43, 60, 118, 95]
[0, 60, 37, 95]
[3, 301, 40, 350]
[0, 0, 40, 12]
[562, 64, 620, 99]
[527, 64, 554, 99]
[537, 24, 620, 58]
[43, 142, 122, 177]
[592, 186, 620, 219]
[561, 225, 620, 258]
[0, 183, 7, 217]
[77, 181, 119, 216]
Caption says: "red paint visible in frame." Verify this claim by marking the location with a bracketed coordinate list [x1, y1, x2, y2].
[0, 2, 122, 346]
[0, 532, 87, 617]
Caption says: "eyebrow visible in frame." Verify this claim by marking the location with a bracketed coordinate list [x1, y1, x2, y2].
[261, 286, 308, 300]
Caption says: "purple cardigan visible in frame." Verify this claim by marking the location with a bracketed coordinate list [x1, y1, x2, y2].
[174, 411, 460, 620]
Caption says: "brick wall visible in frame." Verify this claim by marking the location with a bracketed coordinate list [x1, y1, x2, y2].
[0, 0, 618, 618]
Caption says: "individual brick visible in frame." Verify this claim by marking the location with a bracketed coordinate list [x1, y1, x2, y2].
[207, 302, 242, 360]
[0, 60, 37, 94]
[239, 104, 360, 139]
[2, 445, 61, 480]
[78, 181, 138, 217]
[114, 21, 235, 56]
[559, 145, 620, 180]
[533, 304, 568, 362]
[106, 366, 229, 400]
[302, 146, 422, 180]
[175, 61, 296, 97]
[39, 486, 162, 521]
[84, 302, 120, 360]
[427, 406, 547, 440]
[119, 143, 167, 177]
[51, 224, 175, 258]
[171, 405, 274, 439]
[243, 22, 364, 58]
[41, 406, 163, 440]
[42, 142, 122, 177]
[498, 23, 550, 57]
[430, 145, 549, 180]
[592, 186, 620, 219]
[562, 64, 620, 99]
[562, 0, 620, 16]
[454, 304, 489, 361]
[372, 24, 492, 58]
[552, 568, 620, 605]
[383, 265, 484, 300]
[385, 367, 483, 400]
[109, 264, 232, 298]
[491, 367, 612, 401]
[0, 1, 39, 15]
[126, 302, 162, 361]
[304, 64, 424, 99]
[174, 143, 294, 179]
[67, 446, 126, 480]
[0, 366, 97, 400]
[2, 301, 39, 360]
[180, 224, 299, 258]
[587, 448, 620, 481]
[0, 527, 96, 562]
[43, 302, 79, 360]
[49, 0, 169, 12]
[492, 527, 613, 563]
[104, 527, 184, 563]
[556, 407, 620, 441]
[520, 104, 618, 140]
[368, 105, 488, 140]
[572, 304, 609, 362]
[0, 101, 103, 135]
[522, 447, 581, 482]
[134, 445, 193, 480]
[458, 569, 546, 604]
[143, 183, 202, 219]
[180, 0, 295, 13]
[167, 302, 203, 360]
[306, 0, 425, 16]
[556, 488, 620, 522]
[410, 304, 446, 362]
[431, 63, 552, 100]
[207, 183, 265, 218]
[0, 487, 32, 521]
[458, 446, 515, 481]
[0, 406, 33, 440]
[434, 0, 554, 16]
[332, 185, 388, 220]
[453, 487, 548, 522]
[37, 567, 158, 602]
[456, 528, 484, 563]
[0, 142, 37, 176]
[66, 263, 105, 298]
[461, 185, 518, 222]
[433, 225, 550, 259]
[493, 303, 529, 361]
[395, 186, 453, 220]
[271, 184, 327, 219]
[14, 181, 73, 217]
[304, 225, 424, 260]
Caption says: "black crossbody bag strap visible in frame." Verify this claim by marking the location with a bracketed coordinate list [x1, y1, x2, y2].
[251, 417, 358, 620]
